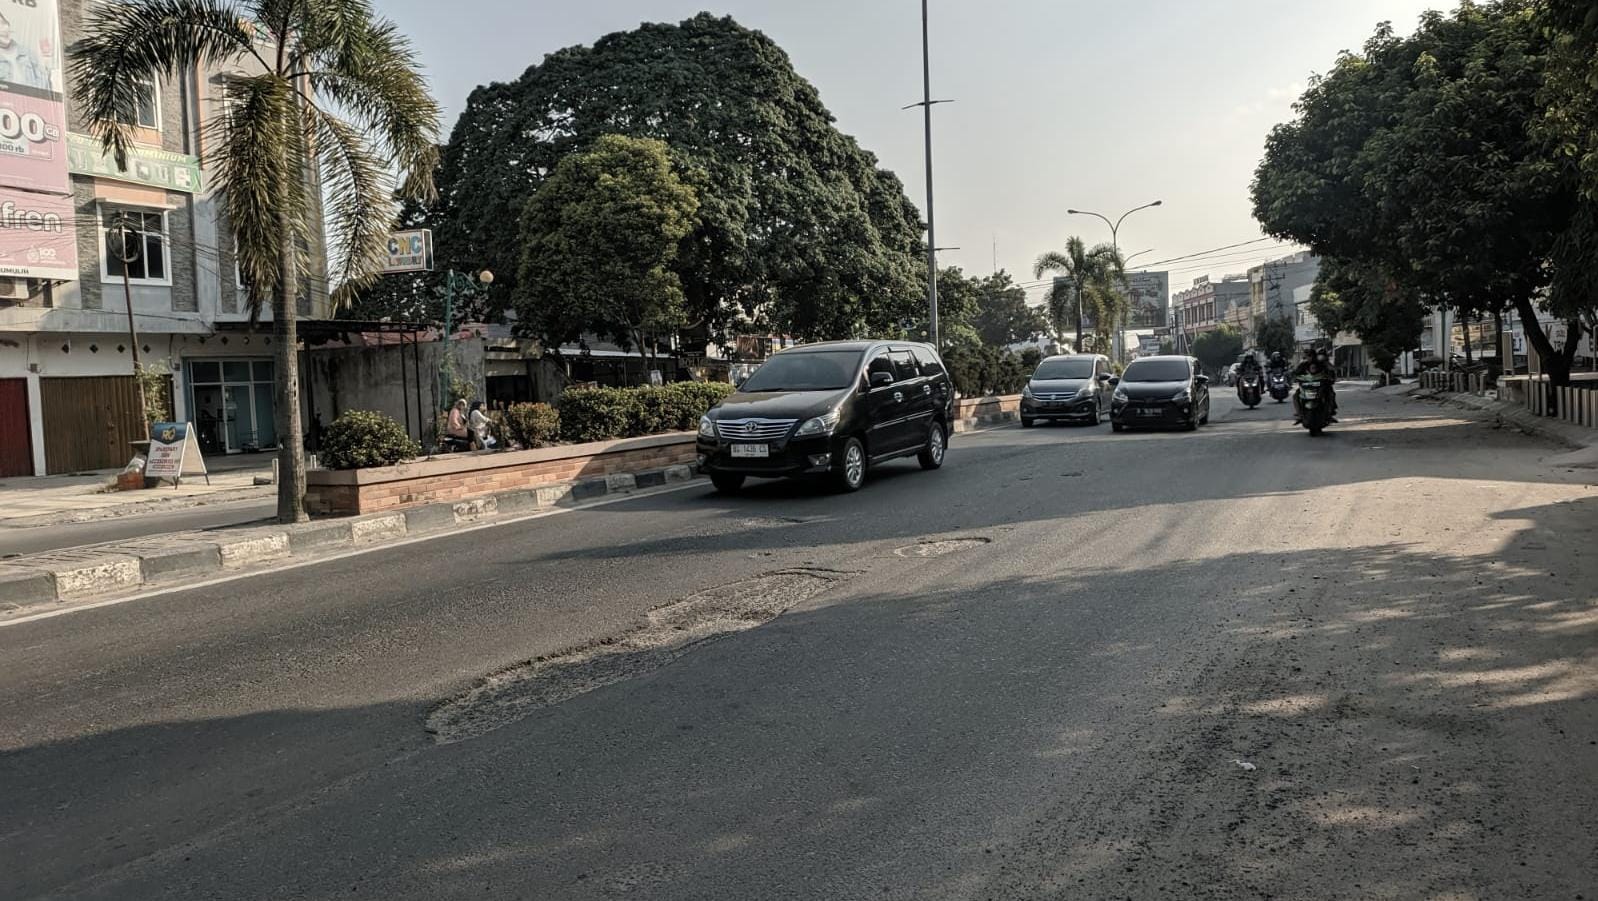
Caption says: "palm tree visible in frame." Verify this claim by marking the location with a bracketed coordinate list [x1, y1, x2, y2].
[70, 0, 440, 523]
[1034, 237, 1120, 351]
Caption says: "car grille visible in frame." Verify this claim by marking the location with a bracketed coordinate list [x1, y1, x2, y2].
[716, 418, 798, 441]
[1033, 393, 1078, 402]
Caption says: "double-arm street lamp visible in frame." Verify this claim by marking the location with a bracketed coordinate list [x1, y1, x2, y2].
[1068, 201, 1163, 361]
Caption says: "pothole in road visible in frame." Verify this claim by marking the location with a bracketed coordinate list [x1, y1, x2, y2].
[893, 537, 992, 558]
[425, 569, 848, 744]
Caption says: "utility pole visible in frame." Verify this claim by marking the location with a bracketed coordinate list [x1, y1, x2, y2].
[1068, 201, 1163, 363]
[109, 213, 148, 436]
[903, 0, 952, 350]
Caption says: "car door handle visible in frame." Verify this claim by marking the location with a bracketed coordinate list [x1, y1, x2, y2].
[922, 385, 931, 395]
[893, 391, 903, 403]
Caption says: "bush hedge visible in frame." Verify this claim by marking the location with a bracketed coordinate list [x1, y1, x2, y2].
[499, 402, 561, 449]
[557, 381, 735, 443]
[319, 410, 421, 470]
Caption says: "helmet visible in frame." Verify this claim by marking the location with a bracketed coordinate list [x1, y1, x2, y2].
[1270, 351, 1284, 363]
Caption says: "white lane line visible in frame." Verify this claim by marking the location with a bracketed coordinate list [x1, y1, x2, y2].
[0, 481, 706, 629]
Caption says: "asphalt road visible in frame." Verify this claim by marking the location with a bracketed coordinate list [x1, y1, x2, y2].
[0, 499, 277, 557]
[2, 388, 1594, 900]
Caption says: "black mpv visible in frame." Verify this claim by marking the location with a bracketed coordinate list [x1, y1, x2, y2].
[697, 341, 955, 493]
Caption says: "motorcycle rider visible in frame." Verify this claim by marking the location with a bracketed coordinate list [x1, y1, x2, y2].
[1292, 349, 1338, 424]
[1266, 351, 1289, 376]
[1237, 351, 1263, 381]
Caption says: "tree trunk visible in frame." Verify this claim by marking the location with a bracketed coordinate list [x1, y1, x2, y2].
[1493, 308, 1505, 376]
[1075, 285, 1083, 352]
[274, 171, 307, 524]
[1461, 312, 1473, 366]
[1512, 296, 1572, 416]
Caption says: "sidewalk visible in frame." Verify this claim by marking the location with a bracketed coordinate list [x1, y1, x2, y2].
[0, 456, 275, 528]
[1407, 384, 1598, 465]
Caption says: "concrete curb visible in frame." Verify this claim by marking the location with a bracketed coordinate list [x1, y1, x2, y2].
[953, 411, 1019, 434]
[0, 464, 706, 619]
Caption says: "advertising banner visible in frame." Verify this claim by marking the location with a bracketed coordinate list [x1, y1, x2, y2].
[0, 186, 76, 279]
[0, 0, 67, 195]
[68, 133, 201, 193]
[382, 229, 433, 274]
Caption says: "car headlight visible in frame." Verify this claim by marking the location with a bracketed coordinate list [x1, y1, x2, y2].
[1076, 384, 1094, 398]
[794, 409, 841, 437]
[1172, 389, 1192, 403]
[698, 415, 716, 438]
[1022, 384, 1035, 400]
[1113, 388, 1129, 402]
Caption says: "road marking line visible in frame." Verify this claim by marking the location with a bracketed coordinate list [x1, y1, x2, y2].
[0, 481, 707, 629]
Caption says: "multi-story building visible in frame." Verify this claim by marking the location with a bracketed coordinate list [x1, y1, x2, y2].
[0, 0, 328, 476]
[1173, 274, 1250, 345]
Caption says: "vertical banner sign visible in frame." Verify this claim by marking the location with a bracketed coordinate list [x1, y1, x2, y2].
[0, 186, 75, 278]
[0, 0, 68, 195]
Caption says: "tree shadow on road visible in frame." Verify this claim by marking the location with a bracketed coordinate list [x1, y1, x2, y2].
[6, 496, 1594, 900]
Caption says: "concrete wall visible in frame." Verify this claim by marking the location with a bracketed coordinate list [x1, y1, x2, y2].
[305, 339, 487, 448]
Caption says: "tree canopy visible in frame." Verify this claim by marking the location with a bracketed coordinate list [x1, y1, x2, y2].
[1252, 1, 1593, 385]
[1253, 315, 1299, 361]
[1191, 326, 1244, 375]
[1035, 238, 1123, 349]
[516, 135, 699, 354]
[418, 13, 924, 342]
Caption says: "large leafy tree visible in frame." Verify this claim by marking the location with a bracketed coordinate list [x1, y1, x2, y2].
[1253, 315, 1299, 361]
[1191, 325, 1245, 376]
[1253, 2, 1592, 388]
[516, 135, 699, 365]
[1035, 237, 1121, 350]
[422, 13, 923, 341]
[933, 268, 1046, 349]
[1307, 258, 1427, 376]
[70, 0, 439, 522]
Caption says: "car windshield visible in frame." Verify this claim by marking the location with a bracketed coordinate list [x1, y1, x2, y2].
[738, 351, 862, 392]
[1032, 359, 1094, 380]
[1122, 359, 1191, 382]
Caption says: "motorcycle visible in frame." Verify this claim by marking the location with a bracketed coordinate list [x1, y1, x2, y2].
[1295, 376, 1332, 437]
[1236, 371, 1263, 409]
[1267, 370, 1290, 403]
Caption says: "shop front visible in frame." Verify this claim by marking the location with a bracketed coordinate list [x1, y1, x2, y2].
[184, 358, 276, 454]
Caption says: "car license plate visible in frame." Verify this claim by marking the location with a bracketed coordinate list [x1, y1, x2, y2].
[730, 444, 769, 458]
[1137, 408, 1163, 418]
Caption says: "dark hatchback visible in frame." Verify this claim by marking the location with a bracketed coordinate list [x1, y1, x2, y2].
[697, 341, 955, 493]
[1110, 355, 1212, 432]
[1020, 354, 1114, 426]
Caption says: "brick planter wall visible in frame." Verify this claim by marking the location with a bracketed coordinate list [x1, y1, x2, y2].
[305, 433, 697, 515]
[953, 394, 1021, 432]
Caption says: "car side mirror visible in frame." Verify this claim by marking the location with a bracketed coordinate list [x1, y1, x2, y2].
[1097, 373, 1112, 382]
[1108, 376, 1120, 386]
[1196, 374, 1210, 384]
[869, 371, 895, 389]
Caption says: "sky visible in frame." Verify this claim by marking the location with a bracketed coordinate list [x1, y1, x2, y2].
[380, 0, 1449, 304]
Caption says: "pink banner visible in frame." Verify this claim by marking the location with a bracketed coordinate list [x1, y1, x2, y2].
[0, 187, 77, 280]
[0, 0, 67, 196]
[0, 91, 67, 194]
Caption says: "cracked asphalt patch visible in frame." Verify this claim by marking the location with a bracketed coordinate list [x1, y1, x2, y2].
[426, 569, 848, 743]
[893, 536, 993, 558]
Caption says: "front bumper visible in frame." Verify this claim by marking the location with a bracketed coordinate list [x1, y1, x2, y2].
[697, 433, 839, 477]
[1022, 397, 1099, 420]
[1112, 400, 1193, 428]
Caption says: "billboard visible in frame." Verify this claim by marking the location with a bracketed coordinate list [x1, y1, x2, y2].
[0, 187, 77, 280]
[1052, 270, 1170, 331]
[68, 133, 201, 193]
[0, 0, 67, 195]
[382, 229, 433, 274]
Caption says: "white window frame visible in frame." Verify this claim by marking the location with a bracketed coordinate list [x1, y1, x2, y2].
[98, 203, 174, 287]
[115, 76, 162, 131]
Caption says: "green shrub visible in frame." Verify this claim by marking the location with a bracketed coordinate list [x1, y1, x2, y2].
[319, 410, 421, 470]
[500, 403, 560, 448]
[557, 381, 734, 442]
[557, 387, 642, 443]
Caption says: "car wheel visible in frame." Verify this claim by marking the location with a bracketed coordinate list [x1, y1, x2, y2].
[1200, 400, 1210, 425]
[1112, 421, 1125, 433]
[834, 437, 867, 492]
[710, 472, 745, 494]
[1020, 416, 1035, 428]
[918, 421, 946, 470]
[1185, 411, 1199, 431]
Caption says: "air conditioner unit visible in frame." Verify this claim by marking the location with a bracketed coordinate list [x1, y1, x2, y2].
[0, 279, 26, 300]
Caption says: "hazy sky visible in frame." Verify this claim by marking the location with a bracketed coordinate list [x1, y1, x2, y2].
[381, 1, 1447, 302]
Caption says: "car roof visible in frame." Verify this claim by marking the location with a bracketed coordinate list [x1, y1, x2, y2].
[1128, 355, 1193, 363]
[779, 340, 932, 354]
[1041, 354, 1106, 362]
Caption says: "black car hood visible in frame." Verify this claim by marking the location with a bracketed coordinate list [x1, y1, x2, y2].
[1029, 378, 1091, 394]
[1118, 380, 1189, 400]
[712, 389, 851, 420]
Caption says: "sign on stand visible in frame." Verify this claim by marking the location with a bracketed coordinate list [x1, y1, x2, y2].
[382, 229, 434, 274]
[145, 422, 210, 487]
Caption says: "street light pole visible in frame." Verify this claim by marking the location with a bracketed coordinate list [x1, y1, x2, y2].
[1068, 200, 1163, 362]
[109, 213, 148, 436]
[903, 0, 952, 350]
